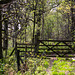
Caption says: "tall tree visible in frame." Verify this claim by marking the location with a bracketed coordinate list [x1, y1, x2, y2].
[70, 0, 75, 40]
[0, 6, 3, 59]
[3, 20, 8, 56]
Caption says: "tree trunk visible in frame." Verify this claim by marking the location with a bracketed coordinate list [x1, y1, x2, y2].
[71, 0, 75, 40]
[4, 20, 8, 56]
[0, 6, 3, 59]
[41, 13, 44, 40]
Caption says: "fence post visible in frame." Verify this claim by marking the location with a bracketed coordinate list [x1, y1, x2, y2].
[15, 42, 20, 71]
[25, 45, 27, 60]
[34, 34, 39, 55]
[24, 45, 28, 71]
[17, 50, 20, 71]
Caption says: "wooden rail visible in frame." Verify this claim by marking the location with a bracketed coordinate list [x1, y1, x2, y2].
[39, 40, 75, 42]
[15, 40, 75, 71]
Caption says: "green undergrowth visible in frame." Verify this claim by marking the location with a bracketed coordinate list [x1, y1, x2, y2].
[0, 48, 75, 75]
[17, 57, 75, 75]
[50, 58, 75, 75]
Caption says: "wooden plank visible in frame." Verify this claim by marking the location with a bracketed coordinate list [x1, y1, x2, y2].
[19, 51, 33, 53]
[38, 48, 72, 50]
[39, 40, 75, 42]
[17, 47, 34, 48]
[20, 54, 33, 57]
[39, 45, 72, 46]
[20, 55, 75, 58]
[17, 47, 25, 48]
[38, 52, 75, 54]
[46, 55, 75, 58]
[19, 51, 25, 52]
[17, 43, 34, 45]
[20, 54, 75, 58]
[17, 44, 72, 47]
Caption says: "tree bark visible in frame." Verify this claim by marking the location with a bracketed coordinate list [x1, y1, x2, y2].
[70, 1, 75, 40]
[0, 6, 3, 59]
[4, 20, 8, 56]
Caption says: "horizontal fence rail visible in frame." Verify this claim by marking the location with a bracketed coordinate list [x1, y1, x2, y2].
[15, 40, 75, 71]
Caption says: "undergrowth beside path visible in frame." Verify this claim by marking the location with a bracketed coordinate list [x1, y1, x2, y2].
[0, 56, 75, 75]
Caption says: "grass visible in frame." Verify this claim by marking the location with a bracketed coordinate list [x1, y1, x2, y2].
[0, 55, 75, 75]
[50, 58, 75, 75]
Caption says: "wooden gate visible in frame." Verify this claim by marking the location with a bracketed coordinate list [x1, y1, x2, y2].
[38, 40, 75, 57]
[15, 40, 75, 71]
